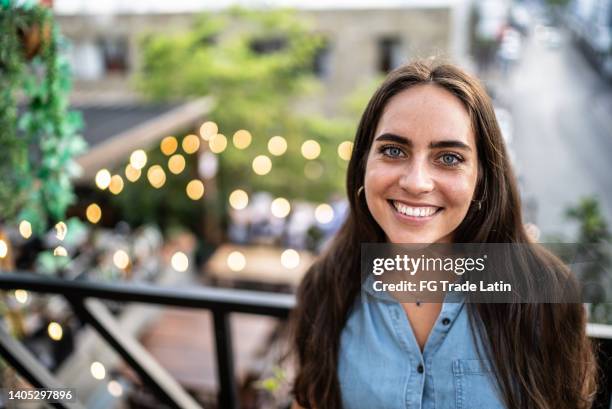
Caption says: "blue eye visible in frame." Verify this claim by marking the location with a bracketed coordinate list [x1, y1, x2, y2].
[381, 146, 404, 158]
[439, 153, 462, 166]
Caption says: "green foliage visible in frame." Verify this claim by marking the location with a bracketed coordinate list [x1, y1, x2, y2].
[136, 7, 356, 206]
[0, 0, 86, 233]
[566, 197, 612, 324]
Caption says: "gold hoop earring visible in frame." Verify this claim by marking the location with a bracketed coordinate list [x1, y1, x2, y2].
[357, 186, 364, 196]
[472, 199, 482, 211]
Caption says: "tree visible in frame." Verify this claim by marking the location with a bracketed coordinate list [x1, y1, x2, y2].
[136, 7, 355, 206]
[566, 197, 612, 324]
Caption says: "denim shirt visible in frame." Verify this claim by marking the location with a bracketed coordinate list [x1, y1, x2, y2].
[337, 282, 506, 409]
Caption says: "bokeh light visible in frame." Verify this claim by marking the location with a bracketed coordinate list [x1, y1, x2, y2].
[271, 198, 291, 218]
[86, 203, 102, 224]
[53, 246, 68, 257]
[315, 203, 334, 224]
[90, 362, 106, 380]
[168, 154, 186, 174]
[229, 189, 249, 210]
[301, 140, 321, 160]
[337, 141, 353, 161]
[130, 150, 147, 170]
[171, 252, 189, 272]
[200, 121, 218, 141]
[209, 133, 227, 153]
[125, 164, 141, 182]
[109, 175, 124, 195]
[252, 155, 272, 175]
[14, 290, 28, 304]
[268, 136, 287, 156]
[227, 251, 246, 272]
[19, 220, 32, 239]
[113, 250, 130, 270]
[147, 165, 166, 189]
[182, 134, 201, 154]
[186, 180, 205, 200]
[281, 249, 300, 269]
[232, 130, 252, 149]
[160, 136, 178, 156]
[107, 380, 123, 397]
[47, 322, 63, 341]
[95, 169, 111, 190]
[0, 240, 6, 258]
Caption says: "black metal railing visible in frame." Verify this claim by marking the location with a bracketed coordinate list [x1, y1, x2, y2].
[0, 272, 294, 409]
[1, 272, 611, 409]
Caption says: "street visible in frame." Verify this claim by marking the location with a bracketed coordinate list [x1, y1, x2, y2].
[492, 27, 612, 239]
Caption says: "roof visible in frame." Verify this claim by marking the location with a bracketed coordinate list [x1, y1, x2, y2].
[74, 97, 214, 183]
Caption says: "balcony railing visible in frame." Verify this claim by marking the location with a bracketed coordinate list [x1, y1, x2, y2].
[0, 272, 611, 409]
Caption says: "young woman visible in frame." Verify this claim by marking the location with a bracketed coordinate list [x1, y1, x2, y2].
[291, 61, 598, 409]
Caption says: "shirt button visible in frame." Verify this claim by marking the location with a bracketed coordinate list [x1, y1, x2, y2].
[442, 318, 451, 325]
[417, 364, 424, 373]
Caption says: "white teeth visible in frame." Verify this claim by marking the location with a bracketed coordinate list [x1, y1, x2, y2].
[392, 201, 438, 218]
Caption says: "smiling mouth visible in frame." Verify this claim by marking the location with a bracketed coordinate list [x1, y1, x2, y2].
[388, 200, 442, 218]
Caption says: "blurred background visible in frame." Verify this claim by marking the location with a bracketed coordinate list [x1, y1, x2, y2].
[1, 0, 612, 408]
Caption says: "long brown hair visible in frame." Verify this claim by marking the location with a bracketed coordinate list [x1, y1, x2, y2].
[292, 61, 598, 409]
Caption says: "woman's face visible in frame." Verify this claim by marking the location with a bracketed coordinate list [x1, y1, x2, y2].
[364, 84, 479, 244]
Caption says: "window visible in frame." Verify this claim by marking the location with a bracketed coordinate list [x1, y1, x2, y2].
[249, 36, 287, 54]
[98, 37, 129, 73]
[378, 36, 403, 73]
[313, 40, 331, 79]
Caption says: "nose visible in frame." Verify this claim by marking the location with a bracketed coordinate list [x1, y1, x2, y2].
[398, 157, 434, 195]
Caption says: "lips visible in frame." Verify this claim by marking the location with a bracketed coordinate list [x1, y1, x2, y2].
[388, 200, 442, 218]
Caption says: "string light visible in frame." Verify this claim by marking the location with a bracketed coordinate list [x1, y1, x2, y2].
[47, 322, 63, 341]
[107, 380, 123, 397]
[209, 133, 227, 153]
[271, 198, 291, 218]
[130, 150, 147, 170]
[267, 136, 287, 156]
[0, 239, 7, 259]
[95, 169, 111, 190]
[86, 203, 102, 224]
[14, 290, 28, 304]
[200, 121, 218, 141]
[281, 249, 300, 269]
[252, 155, 272, 175]
[232, 130, 252, 149]
[186, 180, 205, 200]
[147, 165, 166, 189]
[160, 136, 178, 156]
[229, 189, 249, 210]
[337, 141, 353, 161]
[125, 164, 141, 182]
[109, 175, 124, 195]
[90, 362, 106, 380]
[0, 240, 7, 258]
[53, 246, 68, 257]
[182, 134, 201, 154]
[19, 220, 32, 239]
[55, 221, 67, 241]
[315, 203, 334, 224]
[113, 250, 130, 270]
[171, 252, 189, 272]
[227, 251, 246, 272]
[301, 140, 321, 160]
[168, 154, 186, 174]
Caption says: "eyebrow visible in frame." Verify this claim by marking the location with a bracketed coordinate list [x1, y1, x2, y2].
[375, 133, 472, 151]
